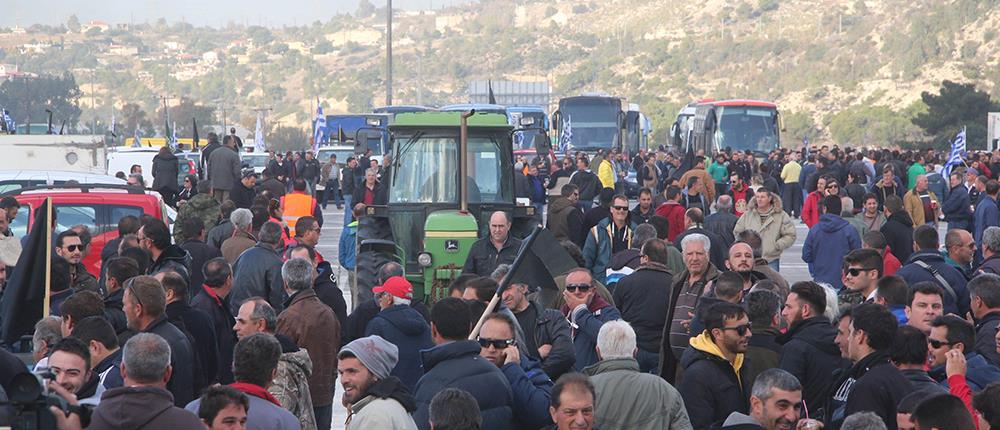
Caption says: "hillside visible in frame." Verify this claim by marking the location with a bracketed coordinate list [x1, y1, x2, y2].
[1, 0, 998, 147]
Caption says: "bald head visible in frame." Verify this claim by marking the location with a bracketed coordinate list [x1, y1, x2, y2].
[727, 242, 755, 273]
[716, 195, 733, 213]
[489, 211, 511, 245]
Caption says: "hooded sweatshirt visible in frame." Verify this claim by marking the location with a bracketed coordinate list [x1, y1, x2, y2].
[366, 304, 435, 391]
[802, 214, 860, 289]
[90, 386, 203, 430]
[678, 332, 749, 429]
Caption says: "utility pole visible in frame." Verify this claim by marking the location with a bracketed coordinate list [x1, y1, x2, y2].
[158, 94, 175, 136]
[386, 0, 393, 106]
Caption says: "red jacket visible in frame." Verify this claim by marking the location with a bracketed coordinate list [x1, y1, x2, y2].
[883, 248, 901, 276]
[802, 191, 824, 227]
[655, 201, 686, 243]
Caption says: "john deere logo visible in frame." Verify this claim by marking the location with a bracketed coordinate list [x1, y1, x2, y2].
[445, 240, 459, 253]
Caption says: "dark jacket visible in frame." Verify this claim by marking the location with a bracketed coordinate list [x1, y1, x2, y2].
[570, 170, 601, 202]
[277, 288, 340, 407]
[229, 182, 256, 209]
[802, 214, 861, 289]
[547, 197, 584, 248]
[165, 300, 218, 389]
[208, 145, 241, 191]
[900, 368, 946, 394]
[180, 239, 222, 290]
[501, 357, 554, 429]
[314, 261, 348, 325]
[629, 205, 655, 225]
[930, 353, 1000, 392]
[462, 235, 522, 277]
[582, 206, 611, 233]
[976, 195, 1000, 247]
[261, 177, 286, 199]
[562, 295, 621, 370]
[201, 140, 221, 175]
[102, 288, 129, 335]
[342, 298, 431, 345]
[191, 286, 237, 384]
[301, 158, 320, 181]
[89, 386, 203, 430]
[583, 218, 639, 284]
[365, 304, 435, 391]
[230, 243, 286, 313]
[152, 151, 179, 192]
[942, 184, 973, 224]
[776, 317, 846, 417]
[881, 211, 915, 264]
[612, 263, 673, 353]
[826, 352, 912, 430]
[143, 316, 196, 407]
[743, 325, 782, 391]
[704, 211, 738, 251]
[896, 250, 971, 316]
[413, 340, 514, 430]
[341, 166, 356, 195]
[513, 300, 576, 379]
[206, 219, 234, 250]
[148, 245, 193, 288]
[975, 311, 1000, 367]
[678, 333, 750, 429]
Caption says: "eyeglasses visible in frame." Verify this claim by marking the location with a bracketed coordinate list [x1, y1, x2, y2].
[64, 244, 83, 252]
[611, 206, 628, 211]
[844, 267, 876, 277]
[721, 323, 752, 336]
[477, 337, 515, 349]
[566, 283, 593, 293]
[928, 338, 957, 349]
[826, 184, 839, 189]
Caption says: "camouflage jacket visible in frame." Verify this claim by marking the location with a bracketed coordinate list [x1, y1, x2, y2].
[269, 348, 317, 430]
[173, 194, 220, 244]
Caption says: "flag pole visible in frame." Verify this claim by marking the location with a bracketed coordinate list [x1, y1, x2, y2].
[42, 197, 52, 317]
[469, 226, 543, 340]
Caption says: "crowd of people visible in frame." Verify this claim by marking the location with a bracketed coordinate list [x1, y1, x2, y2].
[0, 141, 998, 430]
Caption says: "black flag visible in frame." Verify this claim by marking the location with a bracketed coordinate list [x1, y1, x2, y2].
[192, 117, 200, 150]
[45, 109, 53, 135]
[1, 198, 52, 345]
[338, 126, 347, 143]
[488, 80, 497, 105]
[671, 144, 697, 180]
[58, 120, 65, 135]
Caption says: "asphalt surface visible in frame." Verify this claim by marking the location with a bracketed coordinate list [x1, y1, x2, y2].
[313, 203, 818, 429]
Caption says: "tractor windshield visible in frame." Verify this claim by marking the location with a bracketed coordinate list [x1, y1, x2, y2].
[391, 133, 511, 204]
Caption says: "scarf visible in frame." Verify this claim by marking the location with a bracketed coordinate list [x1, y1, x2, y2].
[229, 382, 281, 406]
[202, 284, 223, 308]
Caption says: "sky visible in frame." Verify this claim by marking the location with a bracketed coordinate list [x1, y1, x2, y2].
[1, 0, 469, 28]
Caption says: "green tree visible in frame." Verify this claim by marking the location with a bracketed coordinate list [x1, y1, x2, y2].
[157, 98, 216, 138]
[246, 26, 274, 46]
[912, 80, 998, 148]
[781, 111, 821, 146]
[356, 0, 376, 18]
[0, 73, 83, 128]
[268, 126, 308, 152]
[120, 103, 155, 136]
[66, 15, 81, 33]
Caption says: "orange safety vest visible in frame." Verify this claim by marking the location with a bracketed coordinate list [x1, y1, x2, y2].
[280, 192, 316, 235]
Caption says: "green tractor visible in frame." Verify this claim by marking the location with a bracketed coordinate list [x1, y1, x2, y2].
[355, 111, 542, 303]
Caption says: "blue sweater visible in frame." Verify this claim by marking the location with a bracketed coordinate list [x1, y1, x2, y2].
[802, 214, 860, 289]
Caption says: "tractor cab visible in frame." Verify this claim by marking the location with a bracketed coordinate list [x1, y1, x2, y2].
[357, 111, 537, 302]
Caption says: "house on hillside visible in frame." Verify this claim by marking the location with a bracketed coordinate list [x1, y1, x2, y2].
[81, 20, 110, 34]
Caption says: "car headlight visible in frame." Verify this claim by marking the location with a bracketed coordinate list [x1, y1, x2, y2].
[417, 252, 433, 267]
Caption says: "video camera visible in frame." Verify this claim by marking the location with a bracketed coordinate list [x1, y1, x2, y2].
[4, 368, 72, 430]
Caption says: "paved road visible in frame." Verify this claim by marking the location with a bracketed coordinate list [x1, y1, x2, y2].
[312, 203, 820, 429]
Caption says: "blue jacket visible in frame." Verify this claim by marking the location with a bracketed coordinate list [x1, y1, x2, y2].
[896, 250, 971, 316]
[338, 220, 357, 270]
[941, 184, 972, 223]
[975, 195, 1000, 246]
[501, 356, 553, 429]
[565, 295, 622, 370]
[802, 214, 860, 289]
[583, 218, 638, 284]
[365, 304, 435, 391]
[413, 340, 514, 430]
[931, 353, 1000, 392]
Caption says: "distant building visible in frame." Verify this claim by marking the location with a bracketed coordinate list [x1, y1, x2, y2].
[109, 44, 139, 56]
[81, 20, 110, 33]
[468, 80, 551, 106]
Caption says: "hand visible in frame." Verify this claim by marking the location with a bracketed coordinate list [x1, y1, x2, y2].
[47, 382, 83, 430]
[538, 344, 553, 359]
[946, 349, 967, 377]
[503, 345, 521, 366]
[797, 419, 824, 430]
[681, 311, 695, 331]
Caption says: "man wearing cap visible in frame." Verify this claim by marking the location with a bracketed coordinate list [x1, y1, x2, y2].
[364, 276, 434, 391]
[339, 335, 419, 430]
[230, 169, 258, 209]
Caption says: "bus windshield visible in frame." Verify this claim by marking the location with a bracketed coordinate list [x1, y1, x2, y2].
[559, 99, 620, 151]
[391, 134, 510, 204]
[714, 106, 778, 154]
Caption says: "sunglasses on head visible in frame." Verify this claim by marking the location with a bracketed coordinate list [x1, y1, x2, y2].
[721, 323, 752, 336]
[844, 267, 875, 277]
[928, 338, 956, 349]
[477, 337, 515, 349]
[65, 244, 83, 252]
[566, 283, 593, 293]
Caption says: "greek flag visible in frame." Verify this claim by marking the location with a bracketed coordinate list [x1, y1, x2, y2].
[313, 99, 327, 152]
[942, 127, 967, 179]
[2, 109, 14, 133]
[110, 112, 117, 137]
[559, 114, 572, 152]
[254, 113, 266, 152]
[132, 127, 142, 147]
[167, 121, 179, 151]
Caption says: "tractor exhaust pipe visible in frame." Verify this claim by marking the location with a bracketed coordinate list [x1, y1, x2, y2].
[460, 110, 475, 213]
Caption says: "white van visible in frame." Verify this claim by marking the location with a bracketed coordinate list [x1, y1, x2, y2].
[0, 170, 126, 194]
[106, 148, 198, 189]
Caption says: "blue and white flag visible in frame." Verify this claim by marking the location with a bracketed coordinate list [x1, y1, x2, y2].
[942, 126, 967, 179]
[1, 109, 13, 133]
[132, 127, 142, 147]
[110, 112, 117, 137]
[558, 114, 572, 153]
[313, 99, 327, 152]
[254, 112, 266, 152]
[168, 121, 178, 151]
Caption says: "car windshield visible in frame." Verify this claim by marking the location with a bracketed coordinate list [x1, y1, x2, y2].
[317, 149, 355, 163]
[391, 133, 510, 204]
[243, 155, 269, 168]
[559, 100, 620, 151]
[715, 106, 779, 154]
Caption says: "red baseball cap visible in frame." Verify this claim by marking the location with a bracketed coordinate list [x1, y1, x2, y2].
[373, 276, 413, 300]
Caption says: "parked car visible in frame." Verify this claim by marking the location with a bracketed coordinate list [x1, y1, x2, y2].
[0, 170, 126, 195]
[316, 146, 357, 166]
[5, 184, 172, 277]
[241, 152, 269, 176]
[106, 147, 197, 189]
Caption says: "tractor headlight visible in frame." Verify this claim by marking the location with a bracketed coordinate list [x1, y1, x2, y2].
[417, 252, 433, 267]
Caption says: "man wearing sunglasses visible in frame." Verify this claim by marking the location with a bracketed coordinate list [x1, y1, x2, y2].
[842, 248, 883, 303]
[56, 230, 98, 294]
[561, 268, 620, 371]
[582, 194, 636, 285]
[477, 313, 554, 429]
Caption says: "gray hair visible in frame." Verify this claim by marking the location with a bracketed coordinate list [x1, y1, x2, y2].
[230, 208, 253, 230]
[122, 333, 172, 384]
[245, 297, 277, 332]
[820, 283, 839, 323]
[968, 273, 1000, 308]
[841, 411, 888, 430]
[32, 316, 62, 353]
[392, 296, 412, 306]
[490, 264, 511, 283]
[258, 221, 283, 246]
[715, 195, 733, 213]
[596, 320, 637, 360]
[680, 233, 711, 253]
[840, 196, 854, 216]
[633, 224, 658, 250]
[751, 368, 802, 402]
[985, 226, 1000, 254]
[281, 257, 314, 292]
